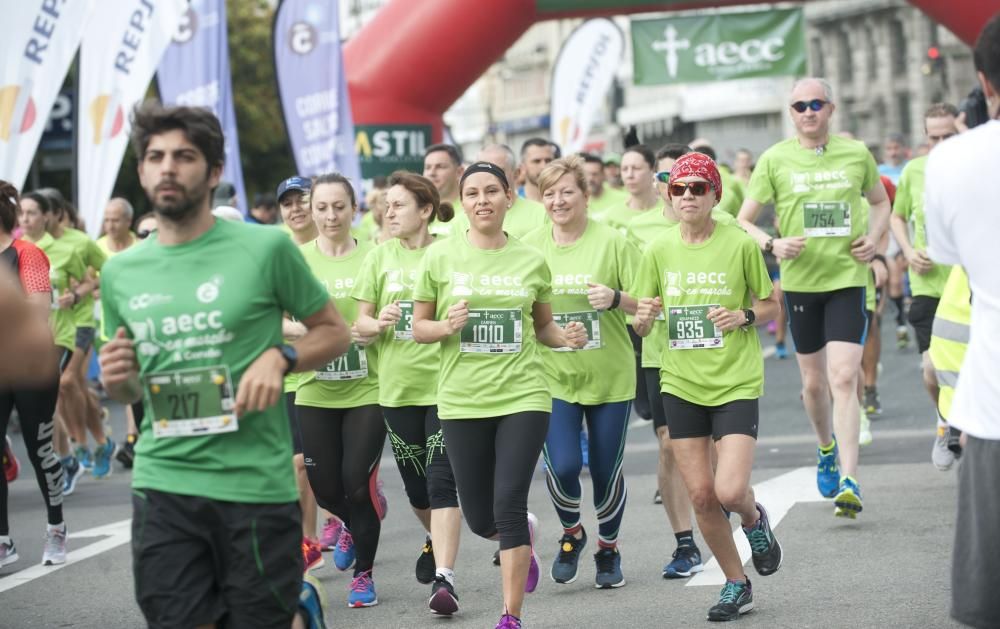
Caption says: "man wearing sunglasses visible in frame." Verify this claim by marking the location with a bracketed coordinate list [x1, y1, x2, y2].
[737, 77, 892, 520]
[889, 103, 960, 472]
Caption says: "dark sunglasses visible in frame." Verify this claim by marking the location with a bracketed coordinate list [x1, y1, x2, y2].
[137, 229, 152, 239]
[654, 171, 671, 184]
[668, 181, 712, 197]
[790, 99, 828, 113]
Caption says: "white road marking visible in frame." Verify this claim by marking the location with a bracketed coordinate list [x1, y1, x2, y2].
[0, 519, 131, 594]
[687, 466, 826, 587]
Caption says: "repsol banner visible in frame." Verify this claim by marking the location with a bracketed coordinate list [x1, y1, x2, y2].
[631, 8, 806, 85]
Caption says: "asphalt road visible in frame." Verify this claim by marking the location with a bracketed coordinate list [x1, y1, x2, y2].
[0, 321, 964, 628]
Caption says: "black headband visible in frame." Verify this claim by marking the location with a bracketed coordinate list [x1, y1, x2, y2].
[459, 161, 509, 192]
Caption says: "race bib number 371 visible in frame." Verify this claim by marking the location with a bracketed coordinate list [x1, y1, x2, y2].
[667, 305, 723, 350]
[803, 201, 851, 237]
[145, 366, 238, 438]
[460, 309, 522, 353]
[317, 343, 368, 380]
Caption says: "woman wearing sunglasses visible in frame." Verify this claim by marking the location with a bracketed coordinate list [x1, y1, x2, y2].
[632, 152, 783, 622]
[521, 156, 641, 590]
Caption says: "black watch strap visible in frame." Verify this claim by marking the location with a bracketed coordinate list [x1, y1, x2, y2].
[743, 309, 756, 327]
[276, 344, 298, 375]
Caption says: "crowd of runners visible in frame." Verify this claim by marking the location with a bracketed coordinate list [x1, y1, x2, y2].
[1, 15, 999, 627]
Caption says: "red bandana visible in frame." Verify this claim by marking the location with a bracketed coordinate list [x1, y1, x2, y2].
[669, 152, 722, 204]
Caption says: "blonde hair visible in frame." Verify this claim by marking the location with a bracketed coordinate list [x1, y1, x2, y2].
[537, 155, 587, 197]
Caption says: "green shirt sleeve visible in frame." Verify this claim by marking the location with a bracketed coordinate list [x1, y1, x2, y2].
[85, 238, 107, 271]
[351, 247, 380, 304]
[412, 248, 439, 302]
[632, 248, 661, 300]
[893, 164, 914, 221]
[270, 234, 330, 321]
[746, 151, 776, 205]
[861, 150, 879, 194]
[99, 266, 122, 342]
[743, 233, 774, 303]
[618, 238, 642, 294]
[534, 256, 553, 305]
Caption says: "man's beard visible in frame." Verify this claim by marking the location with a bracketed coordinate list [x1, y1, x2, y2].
[150, 181, 208, 222]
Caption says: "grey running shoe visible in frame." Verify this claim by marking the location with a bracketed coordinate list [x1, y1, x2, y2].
[932, 425, 956, 471]
[863, 386, 882, 418]
[551, 529, 587, 584]
[707, 579, 754, 621]
[594, 547, 625, 589]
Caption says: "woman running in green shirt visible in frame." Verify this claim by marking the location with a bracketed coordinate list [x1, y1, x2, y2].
[294, 173, 385, 609]
[412, 161, 587, 629]
[632, 152, 783, 623]
[353, 171, 463, 615]
[522, 156, 641, 589]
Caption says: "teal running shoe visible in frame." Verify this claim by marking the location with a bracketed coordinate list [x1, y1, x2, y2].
[834, 476, 863, 519]
[707, 579, 754, 621]
[816, 439, 840, 498]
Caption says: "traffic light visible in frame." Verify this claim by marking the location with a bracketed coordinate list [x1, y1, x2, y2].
[922, 46, 944, 75]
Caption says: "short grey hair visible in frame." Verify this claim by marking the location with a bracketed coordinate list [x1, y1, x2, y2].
[478, 144, 517, 173]
[791, 77, 834, 102]
[107, 197, 134, 220]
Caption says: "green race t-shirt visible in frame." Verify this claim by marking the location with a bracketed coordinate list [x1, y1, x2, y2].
[412, 232, 553, 419]
[893, 156, 951, 297]
[747, 135, 878, 293]
[352, 238, 439, 407]
[429, 197, 462, 238]
[59, 227, 106, 328]
[521, 220, 640, 404]
[96, 233, 136, 259]
[100, 219, 330, 503]
[296, 238, 379, 408]
[588, 184, 628, 217]
[633, 222, 773, 406]
[716, 168, 745, 218]
[26, 233, 86, 351]
[626, 209, 737, 368]
[595, 198, 666, 237]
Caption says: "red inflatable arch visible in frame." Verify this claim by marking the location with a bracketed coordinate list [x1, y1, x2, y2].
[343, 0, 1000, 142]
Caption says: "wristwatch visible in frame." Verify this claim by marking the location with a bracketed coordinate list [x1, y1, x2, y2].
[275, 344, 298, 375]
[764, 237, 774, 253]
[742, 309, 756, 327]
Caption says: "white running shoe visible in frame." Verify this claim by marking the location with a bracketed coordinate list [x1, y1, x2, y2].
[0, 537, 19, 568]
[932, 425, 956, 471]
[859, 408, 873, 446]
[42, 524, 67, 566]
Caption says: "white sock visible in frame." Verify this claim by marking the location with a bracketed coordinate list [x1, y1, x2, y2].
[436, 568, 455, 586]
[0, 535, 10, 545]
[47, 522, 65, 533]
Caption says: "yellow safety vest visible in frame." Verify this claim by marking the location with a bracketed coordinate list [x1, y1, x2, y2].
[928, 266, 971, 421]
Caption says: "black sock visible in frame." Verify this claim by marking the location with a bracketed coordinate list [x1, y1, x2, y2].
[892, 296, 905, 325]
[675, 530, 694, 546]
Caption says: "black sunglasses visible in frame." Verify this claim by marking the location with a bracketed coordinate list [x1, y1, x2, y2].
[137, 229, 152, 239]
[654, 171, 671, 184]
[668, 181, 712, 197]
[790, 99, 829, 113]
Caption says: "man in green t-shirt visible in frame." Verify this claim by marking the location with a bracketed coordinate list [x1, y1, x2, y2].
[737, 78, 892, 519]
[98, 102, 349, 629]
[889, 102, 959, 470]
[423, 144, 464, 236]
[581, 152, 627, 215]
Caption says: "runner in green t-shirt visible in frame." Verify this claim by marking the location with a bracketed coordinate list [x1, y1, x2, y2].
[582, 152, 629, 216]
[423, 144, 464, 239]
[292, 173, 388, 609]
[737, 78, 892, 517]
[632, 152, 783, 623]
[592, 144, 665, 234]
[522, 155, 641, 589]
[98, 103, 348, 629]
[889, 103, 961, 469]
[352, 170, 463, 615]
[412, 161, 586, 629]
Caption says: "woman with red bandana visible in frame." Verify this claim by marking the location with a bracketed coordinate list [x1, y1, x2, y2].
[631, 153, 783, 622]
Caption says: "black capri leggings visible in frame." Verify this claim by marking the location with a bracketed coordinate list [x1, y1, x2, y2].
[0, 375, 64, 535]
[383, 406, 457, 511]
[296, 404, 386, 574]
[441, 411, 549, 550]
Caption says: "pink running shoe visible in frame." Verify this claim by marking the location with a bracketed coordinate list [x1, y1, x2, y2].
[3, 437, 18, 483]
[302, 537, 325, 573]
[319, 517, 342, 551]
[525, 512, 540, 593]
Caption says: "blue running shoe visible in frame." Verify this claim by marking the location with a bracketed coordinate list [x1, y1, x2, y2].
[333, 528, 356, 571]
[816, 439, 840, 498]
[61, 456, 83, 496]
[580, 430, 589, 469]
[662, 543, 703, 579]
[347, 570, 377, 608]
[299, 573, 328, 628]
[834, 476, 863, 519]
[774, 342, 789, 360]
[594, 547, 625, 589]
[92, 437, 117, 480]
[74, 446, 92, 471]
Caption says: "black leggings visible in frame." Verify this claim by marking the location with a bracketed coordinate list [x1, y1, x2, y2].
[0, 377, 64, 534]
[296, 404, 386, 574]
[383, 406, 457, 511]
[441, 411, 549, 550]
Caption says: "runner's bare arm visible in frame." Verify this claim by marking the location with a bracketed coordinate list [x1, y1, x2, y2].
[413, 299, 467, 343]
[291, 301, 349, 372]
[533, 302, 588, 349]
[737, 197, 770, 248]
[864, 181, 892, 245]
[632, 297, 663, 337]
[99, 328, 143, 404]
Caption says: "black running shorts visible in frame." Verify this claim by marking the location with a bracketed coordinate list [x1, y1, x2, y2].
[784, 287, 868, 354]
[662, 393, 759, 441]
[907, 295, 940, 354]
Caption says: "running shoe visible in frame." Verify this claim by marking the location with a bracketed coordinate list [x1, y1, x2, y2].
[816, 439, 840, 499]
[416, 536, 435, 584]
[525, 512, 540, 593]
[61, 456, 83, 496]
[333, 527, 356, 571]
[428, 575, 459, 615]
[347, 570, 377, 608]
[774, 342, 789, 360]
[863, 386, 883, 418]
[932, 425, 956, 471]
[74, 445, 93, 472]
[299, 572, 328, 629]
[766, 320, 777, 335]
[744, 503, 781, 576]
[115, 434, 137, 469]
[376, 479, 388, 521]
[653, 489, 662, 504]
[42, 524, 67, 566]
[3, 436, 19, 483]
[495, 613, 522, 629]
[319, 517, 342, 551]
[859, 409, 873, 447]
[493, 548, 501, 566]
[0, 537, 18, 568]
[662, 543, 703, 579]
[896, 325, 910, 350]
[91, 437, 117, 480]
[303, 537, 324, 573]
[834, 476, 863, 519]
[580, 431, 589, 469]
[707, 578, 754, 621]
[594, 547, 625, 589]
[551, 528, 587, 584]
[947, 426, 964, 457]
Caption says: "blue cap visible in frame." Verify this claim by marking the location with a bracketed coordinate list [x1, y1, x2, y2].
[276, 176, 311, 200]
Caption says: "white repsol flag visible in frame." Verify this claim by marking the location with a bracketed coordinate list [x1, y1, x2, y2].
[0, 1, 95, 189]
[78, 0, 187, 236]
[550, 18, 624, 155]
